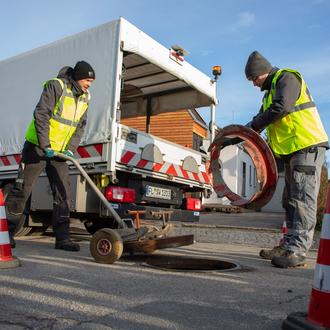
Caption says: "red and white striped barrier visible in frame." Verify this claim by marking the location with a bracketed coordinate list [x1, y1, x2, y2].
[0, 154, 21, 167]
[0, 145, 210, 185]
[307, 186, 330, 327]
[76, 144, 103, 159]
[0, 189, 20, 269]
[120, 150, 210, 184]
[0, 144, 103, 168]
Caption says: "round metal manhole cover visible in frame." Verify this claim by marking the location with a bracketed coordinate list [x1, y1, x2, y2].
[143, 255, 240, 272]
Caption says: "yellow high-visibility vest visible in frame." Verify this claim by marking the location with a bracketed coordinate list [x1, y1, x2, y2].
[263, 69, 328, 155]
[25, 78, 90, 151]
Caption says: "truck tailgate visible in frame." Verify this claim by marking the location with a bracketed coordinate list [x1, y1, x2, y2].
[116, 125, 211, 188]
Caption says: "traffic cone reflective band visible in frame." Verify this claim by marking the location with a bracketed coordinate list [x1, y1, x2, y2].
[281, 220, 288, 234]
[279, 220, 288, 246]
[0, 189, 20, 269]
[307, 187, 330, 327]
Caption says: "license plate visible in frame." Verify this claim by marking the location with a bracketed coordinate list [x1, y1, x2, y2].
[145, 185, 172, 200]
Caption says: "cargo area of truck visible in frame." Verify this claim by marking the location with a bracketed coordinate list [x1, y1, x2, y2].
[120, 51, 213, 119]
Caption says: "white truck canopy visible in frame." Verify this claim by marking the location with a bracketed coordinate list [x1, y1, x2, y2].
[0, 17, 216, 156]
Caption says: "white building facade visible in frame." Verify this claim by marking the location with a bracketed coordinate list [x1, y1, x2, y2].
[204, 145, 284, 212]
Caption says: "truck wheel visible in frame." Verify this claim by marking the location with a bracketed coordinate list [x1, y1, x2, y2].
[14, 219, 49, 237]
[14, 220, 32, 237]
[1, 183, 31, 236]
[28, 225, 49, 236]
[90, 228, 123, 264]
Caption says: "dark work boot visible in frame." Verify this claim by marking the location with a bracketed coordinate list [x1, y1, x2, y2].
[9, 235, 16, 249]
[7, 213, 21, 249]
[55, 239, 80, 252]
[259, 245, 286, 260]
[271, 251, 306, 268]
[53, 219, 80, 251]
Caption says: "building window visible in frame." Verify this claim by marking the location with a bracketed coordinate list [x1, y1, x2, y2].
[242, 161, 246, 197]
[193, 133, 203, 152]
[249, 165, 252, 187]
[253, 167, 257, 187]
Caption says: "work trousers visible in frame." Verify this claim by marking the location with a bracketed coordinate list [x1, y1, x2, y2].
[6, 141, 71, 242]
[281, 146, 325, 254]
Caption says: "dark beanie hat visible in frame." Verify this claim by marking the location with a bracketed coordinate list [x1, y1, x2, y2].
[73, 61, 95, 81]
[245, 51, 272, 80]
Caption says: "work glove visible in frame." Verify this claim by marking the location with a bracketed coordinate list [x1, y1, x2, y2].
[245, 121, 262, 133]
[245, 121, 254, 129]
[44, 147, 55, 158]
[63, 150, 74, 158]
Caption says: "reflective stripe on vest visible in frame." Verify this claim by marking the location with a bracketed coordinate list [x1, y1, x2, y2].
[263, 69, 328, 155]
[25, 78, 90, 152]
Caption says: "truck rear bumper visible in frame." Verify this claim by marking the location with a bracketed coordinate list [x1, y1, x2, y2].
[101, 203, 200, 222]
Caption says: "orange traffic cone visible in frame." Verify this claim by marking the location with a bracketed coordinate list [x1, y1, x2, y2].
[0, 189, 20, 269]
[282, 186, 330, 329]
[307, 185, 330, 327]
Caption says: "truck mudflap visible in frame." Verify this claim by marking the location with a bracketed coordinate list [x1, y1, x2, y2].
[100, 203, 200, 222]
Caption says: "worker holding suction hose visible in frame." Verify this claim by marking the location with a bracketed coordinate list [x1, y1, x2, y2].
[5, 61, 95, 251]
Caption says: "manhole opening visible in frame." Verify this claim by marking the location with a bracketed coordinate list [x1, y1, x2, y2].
[143, 256, 239, 272]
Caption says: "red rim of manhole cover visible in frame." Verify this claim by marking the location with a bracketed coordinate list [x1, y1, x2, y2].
[142, 255, 240, 272]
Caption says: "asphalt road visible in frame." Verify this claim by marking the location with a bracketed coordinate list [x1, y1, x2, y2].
[0, 228, 317, 330]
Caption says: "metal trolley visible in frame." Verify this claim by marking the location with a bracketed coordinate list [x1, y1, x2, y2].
[56, 153, 194, 264]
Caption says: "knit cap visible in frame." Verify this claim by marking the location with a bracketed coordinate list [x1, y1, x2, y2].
[73, 61, 95, 81]
[245, 51, 272, 80]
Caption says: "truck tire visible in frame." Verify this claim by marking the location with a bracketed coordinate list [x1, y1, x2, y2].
[1, 183, 49, 237]
[90, 228, 123, 264]
[1, 183, 32, 236]
[27, 225, 49, 236]
[14, 221, 31, 237]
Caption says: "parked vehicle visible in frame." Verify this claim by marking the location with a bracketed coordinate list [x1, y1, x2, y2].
[0, 18, 217, 235]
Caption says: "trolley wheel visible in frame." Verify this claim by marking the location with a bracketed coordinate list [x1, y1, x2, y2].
[90, 228, 123, 264]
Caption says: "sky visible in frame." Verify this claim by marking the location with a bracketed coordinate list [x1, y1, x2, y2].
[1, 0, 330, 168]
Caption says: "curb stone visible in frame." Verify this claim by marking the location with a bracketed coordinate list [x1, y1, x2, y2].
[170, 223, 320, 250]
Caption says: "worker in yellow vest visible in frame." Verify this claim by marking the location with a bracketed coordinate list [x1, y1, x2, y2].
[245, 51, 329, 268]
[6, 61, 95, 251]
